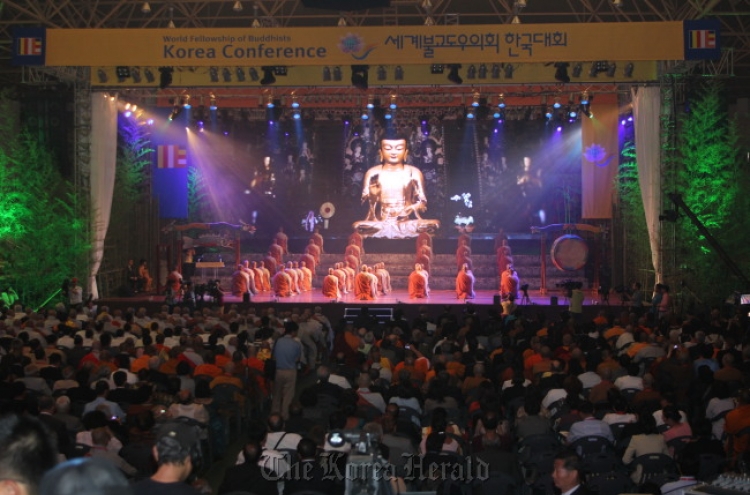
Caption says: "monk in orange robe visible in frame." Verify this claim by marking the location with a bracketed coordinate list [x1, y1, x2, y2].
[322, 268, 340, 299]
[263, 253, 277, 275]
[456, 240, 472, 270]
[275, 227, 289, 254]
[408, 263, 429, 299]
[269, 240, 284, 265]
[272, 266, 292, 297]
[251, 261, 264, 292]
[333, 263, 348, 295]
[374, 262, 392, 295]
[416, 246, 431, 274]
[259, 261, 272, 291]
[456, 263, 476, 299]
[354, 265, 375, 300]
[500, 264, 519, 300]
[497, 239, 513, 276]
[231, 264, 248, 297]
[299, 261, 313, 291]
[416, 232, 432, 252]
[299, 252, 316, 276]
[285, 261, 300, 294]
[305, 238, 321, 264]
[348, 231, 365, 255]
[311, 227, 324, 253]
[344, 241, 362, 265]
[343, 260, 356, 293]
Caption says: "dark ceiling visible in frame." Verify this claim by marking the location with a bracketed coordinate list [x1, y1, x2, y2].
[1, 0, 748, 97]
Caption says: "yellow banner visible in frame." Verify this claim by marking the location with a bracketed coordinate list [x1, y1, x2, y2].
[46, 23, 684, 67]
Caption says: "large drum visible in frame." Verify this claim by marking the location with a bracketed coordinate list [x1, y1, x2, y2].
[550, 234, 589, 271]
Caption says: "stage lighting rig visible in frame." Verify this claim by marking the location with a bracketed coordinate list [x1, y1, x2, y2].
[351, 65, 369, 90]
[447, 64, 463, 84]
[131, 67, 142, 83]
[158, 67, 173, 89]
[116, 66, 130, 82]
[260, 66, 276, 85]
[144, 68, 155, 83]
[553, 62, 570, 83]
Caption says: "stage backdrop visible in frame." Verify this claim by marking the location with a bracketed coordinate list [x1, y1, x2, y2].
[581, 96, 619, 219]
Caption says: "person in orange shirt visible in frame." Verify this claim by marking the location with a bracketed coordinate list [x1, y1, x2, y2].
[194, 353, 222, 378]
[210, 362, 244, 389]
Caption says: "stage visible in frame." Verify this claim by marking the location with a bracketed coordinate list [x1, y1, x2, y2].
[98, 287, 616, 324]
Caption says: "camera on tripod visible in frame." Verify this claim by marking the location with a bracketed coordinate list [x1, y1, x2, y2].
[556, 280, 583, 297]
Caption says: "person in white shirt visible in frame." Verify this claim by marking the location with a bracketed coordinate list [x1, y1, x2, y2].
[614, 364, 644, 391]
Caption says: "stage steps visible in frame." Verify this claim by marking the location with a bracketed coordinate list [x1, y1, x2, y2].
[290, 252, 588, 292]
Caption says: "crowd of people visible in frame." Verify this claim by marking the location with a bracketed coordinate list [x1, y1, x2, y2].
[1, 287, 750, 495]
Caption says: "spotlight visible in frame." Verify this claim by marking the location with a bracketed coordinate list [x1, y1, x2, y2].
[611, 0, 623, 7]
[498, 94, 506, 109]
[351, 65, 369, 90]
[491, 64, 501, 79]
[292, 109, 301, 120]
[361, 109, 369, 120]
[141, 2, 151, 13]
[447, 65, 462, 84]
[466, 107, 475, 119]
[553, 97, 561, 109]
[466, 65, 477, 80]
[580, 91, 590, 105]
[545, 106, 553, 121]
[158, 67, 173, 89]
[389, 95, 397, 109]
[291, 96, 300, 109]
[97, 69, 108, 83]
[493, 109, 505, 121]
[553, 62, 570, 83]
[143, 68, 155, 84]
[478, 64, 487, 79]
[572, 63, 583, 78]
[624, 62, 634, 78]
[322, 67, 331, 81]
[265, 95, 274, 108]
[504, 64, 514, 79]
[209, 67, 219, 83]
[131, 67, 141, 83]
[590, 61, 609, 77]
[366, 95, 375, 109]
[606, 63, 617, 77]
[431, 64, 444, 74]
[394, 65, 404, 81]
[235, 67, 246, 82]
[116, 66, 130, 82]
[260, 66, 276, 85]
[384, 109, 393, 120]
[471, 92, 480, 107]
[182, 95, 191, 109]
[377, 66, 387, 81]
[209, 95, 217, 110]
[233, 1, 243, 12]
[568, 108, 577, 119]
[222, 67, 232, 82]
[249, 68, 259, 81]
[333, 66, 342, 82]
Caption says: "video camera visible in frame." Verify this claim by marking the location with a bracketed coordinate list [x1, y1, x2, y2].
[556, 280, 583, 297]
[194, 279, 222, 300]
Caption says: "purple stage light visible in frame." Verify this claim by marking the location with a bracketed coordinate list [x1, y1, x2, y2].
[628, 116, 633, 122]
[494, 128, 499, 133]
[197, 120, 204, 127]
[147, 119, 154, 126]
[556, 126, 562, 132]
[223, 131, 229, 136]
[344, 120, 350, 125]
[285, 132, 289, 136]
[124, 111, 132, 117]
[621, 119, 626, 126]
[422, 120, 427, 125]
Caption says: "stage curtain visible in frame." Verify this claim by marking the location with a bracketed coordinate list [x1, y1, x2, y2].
[88, 94, 118, 300]
[581, 99, 619, 219]
[632, 86, 662, 283]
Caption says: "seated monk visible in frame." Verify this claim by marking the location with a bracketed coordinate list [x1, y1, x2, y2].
[299, 261, 313, 291]
[299, 252, 316, 276]
[374, 262, 392, 295]
[345, 241, 362, 265]
[322, 268, 340, 300]
[258, 261, 272, 291]
[456, 263, 476, 300]
[231, 264, 249, 297]
[354, 265, 375, 301]
[416, 247, 431, 274]
[305, 238, 321, 264]
[349, 231, 365, 255]
[269, 240, 284, 265]
[408, 263, 429, 299]
[272, 266, 292, 298]
[500, 264, 519, 300]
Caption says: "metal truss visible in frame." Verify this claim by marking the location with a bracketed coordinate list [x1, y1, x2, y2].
[1, 0, 748, 94]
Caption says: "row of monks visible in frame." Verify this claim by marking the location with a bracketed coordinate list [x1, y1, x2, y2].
[229, 227, 521, 301]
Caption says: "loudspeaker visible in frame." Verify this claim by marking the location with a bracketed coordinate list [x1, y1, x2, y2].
[550, 296, 558, 306]
[302, 0, 389, 10]
[493, 295, 501, 305]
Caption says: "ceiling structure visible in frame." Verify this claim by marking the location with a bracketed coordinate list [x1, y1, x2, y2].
[0, 0, 748, 98]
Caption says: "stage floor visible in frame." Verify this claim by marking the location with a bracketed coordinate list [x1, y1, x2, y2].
[113, 289, 607, 307]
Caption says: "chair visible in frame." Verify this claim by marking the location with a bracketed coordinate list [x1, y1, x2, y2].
[587, 471, 636, 495]
[568, 435, 613, 458]
[609, 422, 629, 442]
[581, 451, 623, 476]
[697, 453, 726, 482]
[666, 435, 691, 460]
[517, 433, 560, 463]
[629, 453, 679, 486]
[619, 388, 640, 404]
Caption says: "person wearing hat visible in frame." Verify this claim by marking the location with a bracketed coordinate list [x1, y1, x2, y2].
[133, 422, 202, 495]
[68, 277, 83, 311]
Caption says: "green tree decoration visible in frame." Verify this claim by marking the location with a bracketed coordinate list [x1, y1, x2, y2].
[675, 80, 746, 296]
[0, 93, 89, 307]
